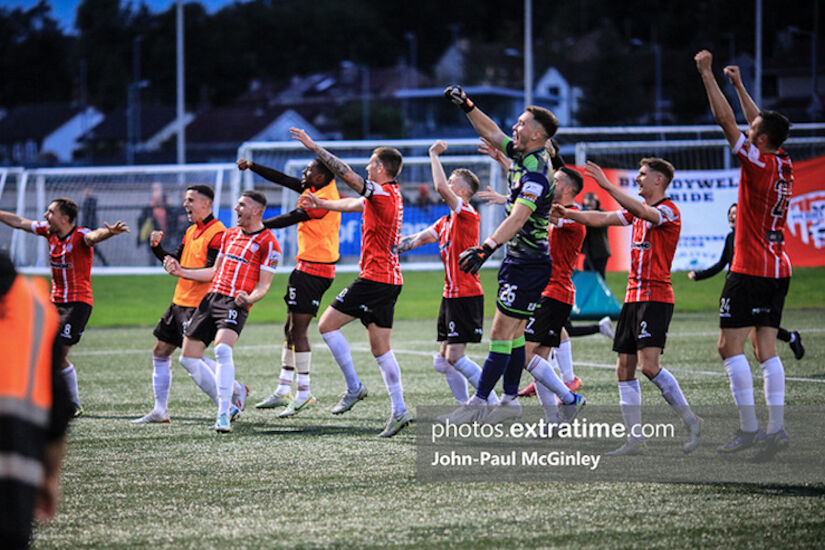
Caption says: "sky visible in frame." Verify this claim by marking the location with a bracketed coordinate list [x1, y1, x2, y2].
[1, 0, 247, 32]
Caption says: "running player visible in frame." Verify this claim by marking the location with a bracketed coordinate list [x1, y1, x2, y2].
[441, 86, 584, 425]
[555, 159, 702, 454]
[688, 203, 804, 360]
[166, 191, 280, 433]
[237, 157, 340, 417]
[696, 51, 794, 460]
[291, 127, 413, 438]
[0, 199, 129, 416]
[132, 185, 248, 424]
[394, 140, 497, 405]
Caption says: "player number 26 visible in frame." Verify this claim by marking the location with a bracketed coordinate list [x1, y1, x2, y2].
[499, 284, 518, 306]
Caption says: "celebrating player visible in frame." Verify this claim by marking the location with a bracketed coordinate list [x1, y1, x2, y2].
[166, 191, 280, 433]
[132, 185, 248, 424]
[440, 86, 584, 425]
[0, 199, 129, 416]
[556, 159, 702, 454]
[237, 157, 341, 418]
[688, 203, 804, 360]
[696, 51, 794, 460]
[291, 127, 413, 438]
[394, 140, 498, 405]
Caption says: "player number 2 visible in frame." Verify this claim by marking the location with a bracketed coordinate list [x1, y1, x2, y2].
[772, 179, 789, 217]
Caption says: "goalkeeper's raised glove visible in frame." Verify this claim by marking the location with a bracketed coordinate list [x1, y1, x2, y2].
[444, 85, 475, 113]
[458, 238, 498, 274]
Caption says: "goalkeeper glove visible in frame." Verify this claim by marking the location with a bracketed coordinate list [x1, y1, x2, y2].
[444, 85, 475, 113]
[458, 238, 498, 275]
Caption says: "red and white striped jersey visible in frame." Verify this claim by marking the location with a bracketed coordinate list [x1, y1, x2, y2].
[427, 200, 483, 298]
[542, 205, 586, 306]
[730, 133, 793, 279]
[32, 222, 94, 306]
[616, 199, 681, 304]
[210, 227, 281, 305]
[359, 181, 403, 285]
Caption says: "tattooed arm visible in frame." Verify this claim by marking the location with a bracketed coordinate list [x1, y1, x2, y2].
[289, 127, 366, 195]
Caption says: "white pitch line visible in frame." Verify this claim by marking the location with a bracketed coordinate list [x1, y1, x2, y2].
[72, 342, 825, 384]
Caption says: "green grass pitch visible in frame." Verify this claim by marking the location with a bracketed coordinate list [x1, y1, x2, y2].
[31, 270, 825, 548]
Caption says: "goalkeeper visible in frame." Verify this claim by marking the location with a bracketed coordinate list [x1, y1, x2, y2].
[440, 86, 584, 425]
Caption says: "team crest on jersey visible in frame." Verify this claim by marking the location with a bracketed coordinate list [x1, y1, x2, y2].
[66, 243, 73, 252]
[250, 243, 260, 252]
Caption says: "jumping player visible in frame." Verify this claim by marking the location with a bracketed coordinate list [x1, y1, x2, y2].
[394, 140, 497, 405]
[132, 185, 248, 424]
[166, 191, 280, 433]
[0, 199, 129, 416]
[441, 86, 584, 425]
[696, 51, 794, 460]
[556, 159, 702, 454]
[291, 127, 413, 438]
[237, 157, 341, 418]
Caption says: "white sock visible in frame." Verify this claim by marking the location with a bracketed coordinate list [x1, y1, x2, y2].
[152, 355, 172, 412]
[534, 376, 561, 423]
[62, 363, 80, 406]
[467, 394, 487, 406]
[760, 356, 785, 434]
[214, 343, 235, 415]
[650, 368, 697, 426]
[295, 351, 311, 400]
[179, 356, 218, 404]
[375, 350, 406, 417]
[723, 354, 759, 432]
[452, 355, 500, 405]
[277, 344, 296, 396]
[526, 355, 574, 404]
[618, 379, 643, 443]
[434, 355, 469, 404]
[202, 356, 217, 373]
[556, 340, 575, 383]
[322, 330, 361, 394]
[296, 373, 311, 402]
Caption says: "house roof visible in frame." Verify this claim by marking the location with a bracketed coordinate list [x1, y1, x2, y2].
[0, 103, 88, 143]
[82, 104, 178, 142]
[185, 105, 291, 143]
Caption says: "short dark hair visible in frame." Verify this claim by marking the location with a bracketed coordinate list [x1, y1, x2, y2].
[728, 203, 737, 215]
[241, 190, 267, 207]
[312, 158, 334, 182]
[640, 157, 675, 187]
[374, 147, 403, 178]
[186, 185, 214, 201]
[526, 106, 559, 139]
[452, 168, 480, 195]
[758, 110, 791, 149]
[0, 250, 15, 300]
[559, 167, 583, 196]
[50, 198, 78, 223]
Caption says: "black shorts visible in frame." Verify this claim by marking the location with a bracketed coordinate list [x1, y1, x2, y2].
[153, 303, 197, 348]
[184, 293, 249, 346]
[496, 256, 552, 320]
[55, 302, 93, 346]
[719, 271, 790, 329]
[331, 277, 402, 329]
[284, 269, 334, 316]
[525, 297, 572, 348]
[612, 301, 674, 354]
[437, 295, 484, 344]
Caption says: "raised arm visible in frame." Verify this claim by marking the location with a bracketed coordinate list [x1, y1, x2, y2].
[85, 220, 129, 246]
[695, 50, 740, 148]
[444, 86, 509, 149]
[263, 209, 311, 229]
[476, 185, 507, 205]
[552, 204, 622, 228]
[429, 140, 461, 212]
[585, 162, 661, 224]
[289, 127, 366, 194]
[234, 268, 274, 308]
[164, 255, 218, 282]
[723, 65, 760, 124]
[237, 158, 302, 193]
[0, 209, 36, 233]
[299, 191, 364, 213]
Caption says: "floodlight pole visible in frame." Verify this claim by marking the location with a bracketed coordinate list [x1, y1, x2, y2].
[524, 0, 533, 108]
[754, 0, 762, 107]
[176, 0, 186, 165]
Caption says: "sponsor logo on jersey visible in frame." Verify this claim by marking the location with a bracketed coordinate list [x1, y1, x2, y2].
[632, 241, 652, 250]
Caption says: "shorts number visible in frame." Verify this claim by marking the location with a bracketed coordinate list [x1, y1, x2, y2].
[227, 309, 238, 321]
[720, 297, 730, 315]
[499, 284, 518, 306]
[525, 317, 536, 333]
[62, 323, 72, 337]
[288, 287, 297, 300]
[448, 321, 455, 332]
